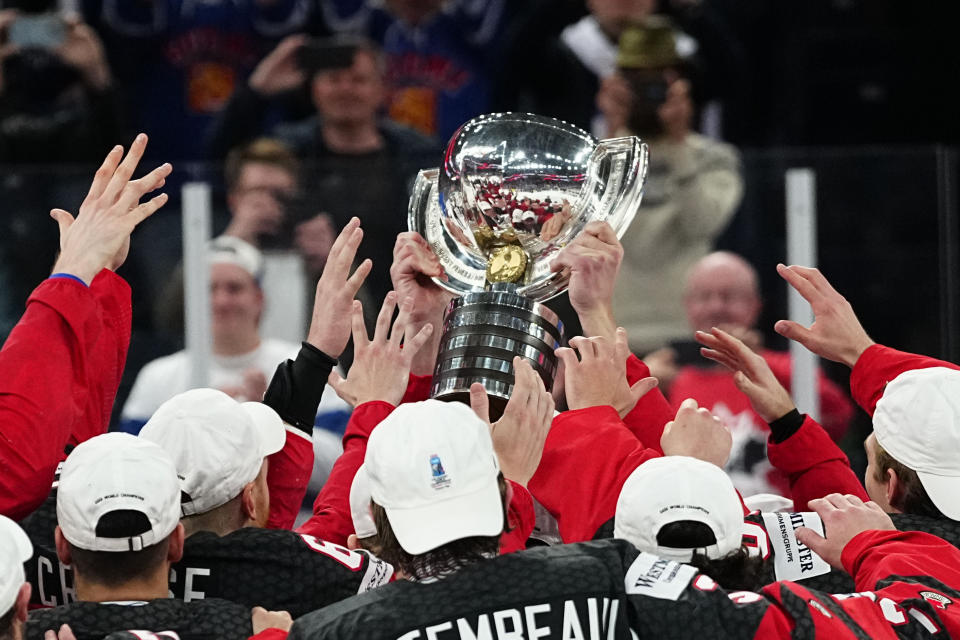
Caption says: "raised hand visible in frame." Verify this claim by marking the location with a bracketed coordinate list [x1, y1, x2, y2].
[550, 220, 623, 341]
[556, 329, 658, 417]
[389, 231, 454, 375]
[329, 293, 434, 407]
[775, 264, 875, 368]
[248, 34, 308, 96]
[696, 327, 795, 422]
[51, 133, 171, 284]
[795, 493, 896, 570]
[306, 217, 372, 358]
[469, 358, 554, 487]
[660, 398, 733, 468]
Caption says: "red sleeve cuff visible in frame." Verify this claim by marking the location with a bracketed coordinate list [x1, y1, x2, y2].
[344, 401, 395, 441]
[401, 373, 432, 404]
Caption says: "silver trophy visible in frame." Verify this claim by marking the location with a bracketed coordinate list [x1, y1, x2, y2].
[409, 113, 648, 415]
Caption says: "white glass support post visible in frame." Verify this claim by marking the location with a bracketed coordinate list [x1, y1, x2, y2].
[785, 168, 820, 422]
[182, 182, 212, 390]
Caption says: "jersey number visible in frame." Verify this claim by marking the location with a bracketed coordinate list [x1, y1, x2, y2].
[299, 535, 364, 571]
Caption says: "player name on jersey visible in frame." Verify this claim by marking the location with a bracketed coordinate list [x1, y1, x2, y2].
[396, 596, 623, 640]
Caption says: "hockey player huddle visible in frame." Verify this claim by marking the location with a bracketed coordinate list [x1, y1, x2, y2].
[3, 138, 960, 640]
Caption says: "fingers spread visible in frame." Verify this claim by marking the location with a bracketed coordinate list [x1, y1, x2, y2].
[84, 145, 123, 205]
[102, 133, 148, 205]
[350, 300, 369, 347]
[346, 258, 373, 294]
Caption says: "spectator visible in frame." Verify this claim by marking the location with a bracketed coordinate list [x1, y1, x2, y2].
[600, 50, 743, 354]
[209, 37, 437, 304]
[0, 133, 170, 521]
[25, 433, 256, 639]
[0, 6, 124, 322]
[80, 0, 320, 162]
[646, 251, 854, 498]
[120, 236, 349, 436]
[221, 138, 335, 278]
[317, 0, 511, 141]
[0, 5, 119, 164]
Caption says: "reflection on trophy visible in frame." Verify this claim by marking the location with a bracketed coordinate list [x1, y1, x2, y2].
[409, 113, 649, 417]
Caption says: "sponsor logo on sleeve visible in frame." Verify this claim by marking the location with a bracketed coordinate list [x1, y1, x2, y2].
[358, 555, 395, 593]
[761, 512, 831, 582]
[920, 591, 952, 610]
[624, 552, 698, 601]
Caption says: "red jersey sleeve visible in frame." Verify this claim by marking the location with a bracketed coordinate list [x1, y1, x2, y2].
[80, 270, 132, 444]
[297, 401, 394, 545]
[266, 426, 316, 530]
[850, 344, 960, 416]
[499, 481, 535, 554]
[620, 355, 674, 454]
[766, 415, 868, 508]
[248, 629, 288, 640]
[0, 274, 119, 520]
[528, 405, 661, 543]
[401, 373, 432, 404]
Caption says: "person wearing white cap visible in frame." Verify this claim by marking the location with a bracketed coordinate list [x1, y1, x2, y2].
[119, 233, 348, 437]
[0, 516, 33, 640]
[614, 456, 767, 591]
[138, 387, 394, 616]
[363, 399, 508, 577]
[698, 264, 960, 524]
[25, 433, 257, 640]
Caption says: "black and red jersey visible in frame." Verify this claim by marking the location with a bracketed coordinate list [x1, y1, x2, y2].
[26, 598, 252, 640]
[289, 530, 960, 640]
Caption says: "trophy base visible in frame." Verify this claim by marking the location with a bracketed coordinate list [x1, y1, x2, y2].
[430, 284, 564, 420]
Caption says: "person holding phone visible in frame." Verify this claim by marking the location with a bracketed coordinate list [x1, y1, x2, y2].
[0, 5, 118, 163]
[208, 36, 437, 309]
[643, 251, 855, 501]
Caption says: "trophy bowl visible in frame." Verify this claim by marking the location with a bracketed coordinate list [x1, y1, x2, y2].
[409, 113, 648, 413]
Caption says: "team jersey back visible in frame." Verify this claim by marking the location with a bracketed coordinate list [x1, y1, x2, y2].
[25, 598, 252, 640]
[171, 528, 393, 616]
[19, 489, 393, 615]
[289, 537, 960, 640]
[290, 540, 639, 640]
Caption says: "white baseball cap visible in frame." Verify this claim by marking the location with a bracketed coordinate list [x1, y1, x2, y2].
[873, 367, 960, 520]
[209, 236, 264, 282]
[0, 515, 32, 615]
[350, 464, 377, 539]
[57, 433, 181, 552]
[614, 456, 744, 561]
[365, 400, 504, 555]
[140, 389, 286, 516]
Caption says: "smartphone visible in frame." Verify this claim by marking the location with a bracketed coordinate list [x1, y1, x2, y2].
[7, 14, 66, 49]
[295, 40, 357, 73]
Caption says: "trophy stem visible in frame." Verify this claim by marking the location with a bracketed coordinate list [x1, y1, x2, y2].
[430, 287, 564, 420]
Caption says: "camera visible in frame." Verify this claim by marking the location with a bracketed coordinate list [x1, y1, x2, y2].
[295, 39, 359, 74]
[6, 14, 66, 50]
[616, 17, 681, 137]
